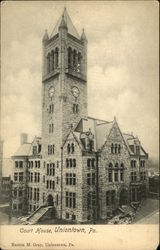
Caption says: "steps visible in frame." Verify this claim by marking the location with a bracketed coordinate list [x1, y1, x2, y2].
[26, 206, 52, 224]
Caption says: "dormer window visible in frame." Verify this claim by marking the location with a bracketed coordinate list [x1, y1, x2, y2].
[33, 146, 37, 155]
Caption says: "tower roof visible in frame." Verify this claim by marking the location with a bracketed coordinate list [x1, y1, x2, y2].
[50, 8, 80, 40]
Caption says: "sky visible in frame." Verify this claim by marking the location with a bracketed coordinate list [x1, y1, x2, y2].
[1, 1, 159, 164]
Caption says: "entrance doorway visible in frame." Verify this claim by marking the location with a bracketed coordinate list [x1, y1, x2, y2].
[47, 194, 54, 206]
[119, 189, 128, 206]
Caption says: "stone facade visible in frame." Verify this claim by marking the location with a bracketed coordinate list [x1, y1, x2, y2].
[11, 9, 148, 223]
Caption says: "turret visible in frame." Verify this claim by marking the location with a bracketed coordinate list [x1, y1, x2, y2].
[58, 14, 68, 31]
[81, 28, 87, 43]
[42, 29, 49, 44]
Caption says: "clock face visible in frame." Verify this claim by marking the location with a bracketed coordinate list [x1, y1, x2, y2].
[48, 86, 55, 98]
[72, 86, 80, 98]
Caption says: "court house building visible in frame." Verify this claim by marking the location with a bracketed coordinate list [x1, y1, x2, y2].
[11, 9, 148, 223]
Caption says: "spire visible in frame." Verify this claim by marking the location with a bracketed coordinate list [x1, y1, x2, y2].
[50, 8, 80, 39]
[58, 13, 68, 30]
[42, 29, 49, 43]
[81, 28, 87, 42]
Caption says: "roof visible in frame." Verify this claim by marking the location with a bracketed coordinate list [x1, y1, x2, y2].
[13, 143, 31, 157]
[96, 121, 114, 149]
[75, 117, 114, 150]
[50, 8, 80, 40]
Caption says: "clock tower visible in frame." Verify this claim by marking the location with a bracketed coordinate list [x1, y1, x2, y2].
[41, 8, 87, 215]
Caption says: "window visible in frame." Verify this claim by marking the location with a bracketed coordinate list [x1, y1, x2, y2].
[108, 163, 113, 182]
[66, 212, 69, 219]
[47, 164, 49, 175]
[66, 192, 69, 207]
[48, 145, 54, 155]
[51, 50, 54, 71]
[111, 144, 121, 154]
[92, 159, 95, 169]
[73, 174, 76, 185]
[73, 159, 76, 168]
[115, 144, 117, 154]
[120, 163, 124, 182]
[55, 47, 59, 68]
[30, 161, 33, 168]
[33, 146, 37, 155]
[131, 172, 137, 182]
[73, 104, 78, 114]
[66, 192, 76, 208]
[31, 173, 33, 182]
[67, 144, 70, 154]
[114, 163, 119, 182]
[47, 53, 50, 73]
[77, 52, 81, 72]
[72, 214, 76, 220]
[38, 173, 40, 182]
[71, 143, 74, 153]
[46, 180, 49, 189]
[66, 173, 69, 185]
[34, 188, 37, 201]
[19, 161, 23, 168]
[70, 159, 72, 168]
[87, 159, 91, 170]
[34, 172, 37, 182]
[14, 173, 18, 181]
[131, 160, 136, 168]
[35, 161, 37, 168]
[118, 144, 121, 154]
[37, 188, 39, 201]
[111, 190, 115, 204]
[37, 161, 40, 168]
[69, 173, 72, 185]
[68, 47, 72, 69]
[66, 159, 69, 168]
[19, 172, 24, 182]
[49, 104, 54, 113]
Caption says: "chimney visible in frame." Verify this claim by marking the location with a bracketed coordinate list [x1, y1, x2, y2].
[20, 133, 28, 145]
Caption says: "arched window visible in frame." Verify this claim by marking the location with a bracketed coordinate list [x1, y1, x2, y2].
[120, 163, 124, 181]
[55, 47, 59, 68]
[71, 143, 74, 153]
[115, 162, 119, 168]
[67, 144, 70, 154]
[111, 143, 114, 154]
[115, 144, 117, 154]
[73, 159, 76, 168]
[73, 50, 77, 71]
[70, 159, 72, 168]
[92, 159, 95, 169]
[77, 52, 81, 72]
[87, 159, 91, 170]
[68, 47, 72, 69]
[51, 50, 54, 71]
[66, 159, 69, 168]
[114, 163, 119, 182]
[47, 53, 50, 73]
[118, 144, 121, 154]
